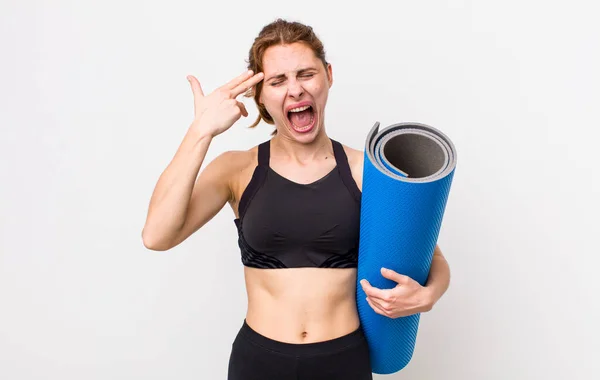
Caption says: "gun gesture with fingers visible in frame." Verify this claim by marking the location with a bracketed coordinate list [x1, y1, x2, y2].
[186, 70, 265, 138]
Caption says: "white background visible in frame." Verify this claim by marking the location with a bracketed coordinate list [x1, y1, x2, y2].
[1, 0, 599, 379]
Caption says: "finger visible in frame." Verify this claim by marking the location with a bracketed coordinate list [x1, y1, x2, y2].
[366, 297, 389, 317]
[230, 72, 264, 98]
[360, 279, 392, 302]
[187, 75, 204, 115]
[367, 296, 390, 312]
[187, 75, 204, 97]
[381, 267, 409, 284]
[223, 69, 255, 91]
[237, 101, 248, 117]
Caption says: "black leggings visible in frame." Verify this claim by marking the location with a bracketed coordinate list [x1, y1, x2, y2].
[227, 320, 373, 380]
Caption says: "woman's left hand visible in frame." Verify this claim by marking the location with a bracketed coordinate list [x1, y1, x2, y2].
[360, 267, 434, 318]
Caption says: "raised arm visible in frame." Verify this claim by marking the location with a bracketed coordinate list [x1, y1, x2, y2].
[141, 70, 264, 251]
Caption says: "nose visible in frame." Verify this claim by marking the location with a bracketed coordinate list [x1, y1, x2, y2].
[287, 79, 304, 98]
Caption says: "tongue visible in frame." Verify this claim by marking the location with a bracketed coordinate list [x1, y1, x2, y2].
[289, 109, 312, 128]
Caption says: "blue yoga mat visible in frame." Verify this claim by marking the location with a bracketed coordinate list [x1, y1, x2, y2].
[356, 121, 457, 374]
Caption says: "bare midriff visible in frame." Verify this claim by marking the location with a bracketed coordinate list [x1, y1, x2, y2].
[243, 266, 360, 344]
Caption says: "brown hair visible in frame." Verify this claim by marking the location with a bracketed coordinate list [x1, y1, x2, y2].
[244, 18, 328, 135]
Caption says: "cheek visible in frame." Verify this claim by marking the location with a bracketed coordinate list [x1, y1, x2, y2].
[307, 80, 322, 91]
[309, 82, 327, 101]
[261, 89, 286, 115]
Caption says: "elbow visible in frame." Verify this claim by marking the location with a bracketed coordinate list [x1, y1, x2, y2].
[141, 228, 173, 251]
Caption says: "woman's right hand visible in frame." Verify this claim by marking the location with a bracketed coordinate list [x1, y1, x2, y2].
[186, 70, 264, 138]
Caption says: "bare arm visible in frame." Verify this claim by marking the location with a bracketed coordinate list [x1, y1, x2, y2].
[424, 245, 451, 308]
[141, 70, 264, 251]
[141, 130, 231, 251]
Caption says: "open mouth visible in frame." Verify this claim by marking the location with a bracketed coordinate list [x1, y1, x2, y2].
[287, 105, 316, 133]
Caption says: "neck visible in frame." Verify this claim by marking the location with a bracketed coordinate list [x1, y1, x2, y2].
[270, 129, 332, 164]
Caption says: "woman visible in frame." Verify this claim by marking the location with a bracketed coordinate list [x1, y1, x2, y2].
[142, 18, 450, 380]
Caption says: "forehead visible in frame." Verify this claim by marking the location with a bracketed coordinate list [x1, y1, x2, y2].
[262, 42, 320, 74]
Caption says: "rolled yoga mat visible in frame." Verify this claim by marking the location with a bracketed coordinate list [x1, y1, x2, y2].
[356, 121, 457, 374]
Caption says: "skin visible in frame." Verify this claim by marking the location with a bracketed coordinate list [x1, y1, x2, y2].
[142, 42, 451, 344]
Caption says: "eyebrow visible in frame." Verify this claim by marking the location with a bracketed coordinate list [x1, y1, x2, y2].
[265, 67, 318, 82]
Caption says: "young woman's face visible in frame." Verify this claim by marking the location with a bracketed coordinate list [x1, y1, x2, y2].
[260, 42, 333, 142]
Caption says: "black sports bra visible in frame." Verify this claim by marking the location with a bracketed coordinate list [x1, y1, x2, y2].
[233, 138, 362, 269]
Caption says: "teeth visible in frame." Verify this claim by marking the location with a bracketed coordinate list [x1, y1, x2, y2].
[289, 105, 311, 113]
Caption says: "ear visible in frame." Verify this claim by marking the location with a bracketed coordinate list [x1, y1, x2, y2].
[327, 63, 333, 88]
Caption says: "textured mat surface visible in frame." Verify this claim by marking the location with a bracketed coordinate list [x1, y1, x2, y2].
[356, 121, 457, 374]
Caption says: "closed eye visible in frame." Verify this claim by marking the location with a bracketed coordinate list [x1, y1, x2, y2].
[269, 70, 316, 86]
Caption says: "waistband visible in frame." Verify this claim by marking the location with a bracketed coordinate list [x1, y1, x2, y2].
[238, 319, 366, 356]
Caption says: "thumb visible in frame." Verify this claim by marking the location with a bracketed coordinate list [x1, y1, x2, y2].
[381, 267, 408, 284]
[187, 75, 205, 118]
[187, 75, 204, 96]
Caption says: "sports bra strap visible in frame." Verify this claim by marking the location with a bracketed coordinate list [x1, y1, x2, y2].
[331, 139, 362, 202]
[331, 139, 349, 171]
[257, 140, 270, 166]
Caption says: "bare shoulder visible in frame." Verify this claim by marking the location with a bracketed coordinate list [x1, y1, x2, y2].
[209, 147, 256, 172]
[197, 145, 256, 200]
[210, 144, 260, 214]
[339, 142, 364, 191]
